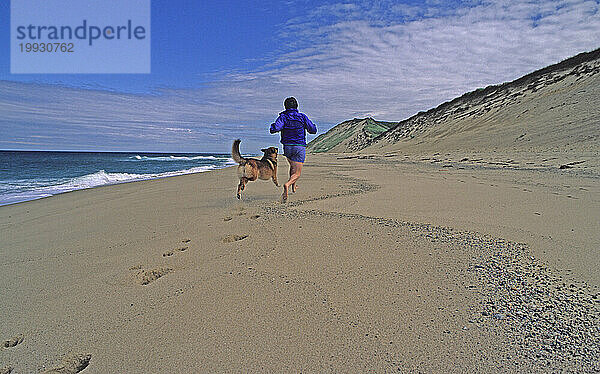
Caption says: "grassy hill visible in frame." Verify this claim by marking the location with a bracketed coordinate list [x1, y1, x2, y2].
[306, 117, 396, 153]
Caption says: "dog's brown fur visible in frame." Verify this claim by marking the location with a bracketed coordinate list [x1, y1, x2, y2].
[232, 139, 279, 199]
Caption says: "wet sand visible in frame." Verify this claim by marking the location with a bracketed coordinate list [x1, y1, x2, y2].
[1, 153, 598, 373]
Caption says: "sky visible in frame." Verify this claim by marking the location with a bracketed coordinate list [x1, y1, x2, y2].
[1, 0, 599, 152]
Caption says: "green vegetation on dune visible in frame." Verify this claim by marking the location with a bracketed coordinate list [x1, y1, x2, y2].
[307, 118, 396, 153]
[364, 118, 395, 136]
[307, 120, 362, 153]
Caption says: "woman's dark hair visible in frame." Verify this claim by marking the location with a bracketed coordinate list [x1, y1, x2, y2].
[284, 97, 298, 109]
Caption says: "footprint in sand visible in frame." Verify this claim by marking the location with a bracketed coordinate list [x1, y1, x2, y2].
[2, 334, 23, 349]
[222, 234, 248, 243]
[182, 239, 191, 243]
[0, 365, 13, 374]
[223, 216, 233, 221]
[131, 267, 173, 285]
[42, 353, 91, 373]
[162, 246, 188, 257]
[249, 214, 261, 219]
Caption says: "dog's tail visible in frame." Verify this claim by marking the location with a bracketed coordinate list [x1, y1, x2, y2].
[231, 139, 245, 164]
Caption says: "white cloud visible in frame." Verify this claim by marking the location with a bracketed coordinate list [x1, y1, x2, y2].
[214, 0, 600, 123]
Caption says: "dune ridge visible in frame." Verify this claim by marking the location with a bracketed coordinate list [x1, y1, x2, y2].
[310, 48, 600, 155]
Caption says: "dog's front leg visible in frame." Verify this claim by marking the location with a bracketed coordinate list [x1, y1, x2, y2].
[272, 174, 279, 187]
[237, 177, 249, 199]
[237, 179, 244, 199]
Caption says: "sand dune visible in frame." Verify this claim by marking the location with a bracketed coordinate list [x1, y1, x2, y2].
[310, 48, 600, 157]
[367, 48, 600, 154]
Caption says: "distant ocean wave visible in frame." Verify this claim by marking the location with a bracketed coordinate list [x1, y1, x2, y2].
[41, 166, 219, 192]
[130, 155, 236, 162]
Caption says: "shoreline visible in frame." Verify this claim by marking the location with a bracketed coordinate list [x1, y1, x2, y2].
[1, 153, 598, 372]
[0, 163, 234, 208]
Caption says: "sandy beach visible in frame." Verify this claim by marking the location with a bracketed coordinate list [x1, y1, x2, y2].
[1, 153, 599, 373]
[3, 1, 600, 373]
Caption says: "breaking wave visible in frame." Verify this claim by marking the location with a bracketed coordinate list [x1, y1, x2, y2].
[0, 166, 219, 206]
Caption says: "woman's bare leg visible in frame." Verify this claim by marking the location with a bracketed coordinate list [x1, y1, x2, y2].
[289, 166, 298, 193]
[282, 159, 303, 202]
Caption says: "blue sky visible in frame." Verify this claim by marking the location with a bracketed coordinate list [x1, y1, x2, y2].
[1, 0, 599, 152]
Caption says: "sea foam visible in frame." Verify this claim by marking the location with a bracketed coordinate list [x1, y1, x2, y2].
[39, 166, 218, 193]
[0, 166, 219, 206]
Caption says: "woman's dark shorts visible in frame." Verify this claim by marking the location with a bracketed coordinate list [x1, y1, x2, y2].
[283, 144, 306, 163]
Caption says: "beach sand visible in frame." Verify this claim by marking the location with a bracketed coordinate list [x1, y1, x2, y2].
[1, 153, 598, 373]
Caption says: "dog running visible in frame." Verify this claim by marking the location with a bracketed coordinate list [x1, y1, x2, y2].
[231, 139, 279, 199]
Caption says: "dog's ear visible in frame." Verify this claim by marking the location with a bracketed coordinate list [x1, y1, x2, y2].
[261, 148, 267, 153]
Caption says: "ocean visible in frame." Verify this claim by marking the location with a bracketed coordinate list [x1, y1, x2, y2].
[0, 150, 240, 206]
